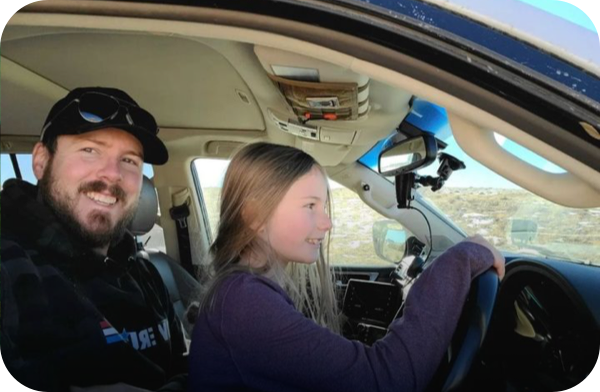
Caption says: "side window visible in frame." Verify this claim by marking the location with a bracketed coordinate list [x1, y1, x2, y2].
[193, 158, 230, 241]
[329, 183, 412, 266]
[192, 158, 412, 267]
[1, 154, 38, 185]
[1, 154, 18, 184]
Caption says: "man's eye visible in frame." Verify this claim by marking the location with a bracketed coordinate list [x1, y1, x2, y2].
[82, 147, 96, 154]
[123, 157, 140, 166]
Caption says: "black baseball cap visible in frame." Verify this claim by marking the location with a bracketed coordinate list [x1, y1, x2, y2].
[40, 87, 169, 165]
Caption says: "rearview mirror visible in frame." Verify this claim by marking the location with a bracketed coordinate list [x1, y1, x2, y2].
[378, 134, 438, 176]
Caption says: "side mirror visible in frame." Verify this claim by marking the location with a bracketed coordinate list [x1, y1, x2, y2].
[373, 220, 407, 263]
[378, 134, 438, 176]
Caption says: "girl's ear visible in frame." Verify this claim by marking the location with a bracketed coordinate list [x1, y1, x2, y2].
[243, 201, 268, 237]
[249, 220, 262, 231]
[243, 201, 259, 230]
[32, 142, 51, 180]
[255, 224, 268, 240]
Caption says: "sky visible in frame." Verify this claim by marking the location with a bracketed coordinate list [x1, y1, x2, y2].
[518, 0, 597, 31]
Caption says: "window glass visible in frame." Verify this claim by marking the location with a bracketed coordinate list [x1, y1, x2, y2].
[1, 154, 17, 185]
[193, 158, 230, 241]
[358, 98, 600, 265]
[416, 135, 600, 264]
[360, 131, 600, 265]
[329, 183, 411, 266]
[1, 154, 37, 185]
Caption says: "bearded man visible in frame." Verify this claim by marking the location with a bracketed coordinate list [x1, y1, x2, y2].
[1, 87, 187, 392]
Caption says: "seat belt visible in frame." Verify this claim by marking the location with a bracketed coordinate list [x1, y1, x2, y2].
[170, 188, 196, 277]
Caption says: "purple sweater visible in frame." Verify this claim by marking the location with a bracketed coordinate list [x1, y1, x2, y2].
[188, 242, 494, 392]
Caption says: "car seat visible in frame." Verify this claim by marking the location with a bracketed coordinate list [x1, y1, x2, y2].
[128, 175, 201, 337]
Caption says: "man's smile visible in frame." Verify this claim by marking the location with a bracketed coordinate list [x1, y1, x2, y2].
[85, 191, 118, 206]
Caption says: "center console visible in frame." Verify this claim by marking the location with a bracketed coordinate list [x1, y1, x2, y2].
[342, 279, 403, 345]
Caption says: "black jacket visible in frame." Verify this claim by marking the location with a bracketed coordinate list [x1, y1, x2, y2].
[1, 180, 187, 391]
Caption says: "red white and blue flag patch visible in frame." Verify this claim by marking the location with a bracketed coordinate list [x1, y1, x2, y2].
[100, 320, 129, 345]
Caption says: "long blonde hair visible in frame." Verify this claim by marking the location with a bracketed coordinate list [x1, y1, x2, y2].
[197, 142, 340, 333]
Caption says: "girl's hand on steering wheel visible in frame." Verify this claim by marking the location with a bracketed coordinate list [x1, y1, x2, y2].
[464, 235, 506, 280]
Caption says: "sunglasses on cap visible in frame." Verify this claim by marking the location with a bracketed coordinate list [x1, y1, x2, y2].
[40, 91, 158, 141]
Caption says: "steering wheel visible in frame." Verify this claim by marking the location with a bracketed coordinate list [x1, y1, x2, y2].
[426, 269, 499, 392]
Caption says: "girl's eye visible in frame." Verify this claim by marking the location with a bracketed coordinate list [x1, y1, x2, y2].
[306, 203, 316, 210]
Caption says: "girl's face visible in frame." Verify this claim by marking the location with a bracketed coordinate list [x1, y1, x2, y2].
[263, 166, 332, 265]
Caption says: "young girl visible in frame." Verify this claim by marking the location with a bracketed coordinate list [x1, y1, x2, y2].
[188, 142, 504, 392]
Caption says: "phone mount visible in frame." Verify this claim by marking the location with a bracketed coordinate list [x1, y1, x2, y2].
[395, 153, 465, 209]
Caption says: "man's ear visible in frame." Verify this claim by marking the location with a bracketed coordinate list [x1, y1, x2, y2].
[32, 142, 51, 180]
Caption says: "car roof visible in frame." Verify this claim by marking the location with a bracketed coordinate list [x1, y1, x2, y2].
[350, 0, 600, 107]
[413, 0, 600, 73]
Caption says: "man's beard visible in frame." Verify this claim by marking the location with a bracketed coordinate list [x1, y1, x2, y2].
[38, 159, 138, 250]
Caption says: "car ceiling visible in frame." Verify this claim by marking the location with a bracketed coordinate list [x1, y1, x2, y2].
[2, 27, 265, 132]
[1, 19, 412, 167]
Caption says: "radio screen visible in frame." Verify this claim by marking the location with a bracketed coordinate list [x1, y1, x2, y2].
[342, 280, 402, 325]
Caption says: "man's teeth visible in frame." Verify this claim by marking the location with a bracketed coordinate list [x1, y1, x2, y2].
[86, 192, 117, 205]
[306, 239, 322, 245]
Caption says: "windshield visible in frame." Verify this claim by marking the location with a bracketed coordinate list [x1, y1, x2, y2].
[359, 101, 600, 266]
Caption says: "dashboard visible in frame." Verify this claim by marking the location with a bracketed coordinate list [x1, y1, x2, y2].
[338, 257, 600, 391]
